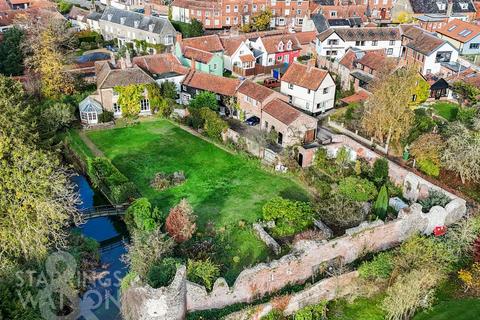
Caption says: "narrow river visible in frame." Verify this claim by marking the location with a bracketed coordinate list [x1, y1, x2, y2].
[72, 174, 129, 320]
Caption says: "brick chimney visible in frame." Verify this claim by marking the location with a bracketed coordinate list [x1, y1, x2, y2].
[447, 0, 453, 17]
[307, 57, 316, 72]
[144, 4, 152, 16]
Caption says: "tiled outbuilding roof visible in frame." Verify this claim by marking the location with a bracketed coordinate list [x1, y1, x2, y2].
[237, 80, 276, 102]
[182, 70, 240, 96]
[263, 98, 304, 125]
[132, 53, 189, 76]
[181, 34, 224, 52]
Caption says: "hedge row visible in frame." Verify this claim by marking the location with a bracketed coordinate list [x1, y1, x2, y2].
[86, 157, 138, 204]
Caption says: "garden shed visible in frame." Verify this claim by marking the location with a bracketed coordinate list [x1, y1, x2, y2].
[79, 96, 103, 125]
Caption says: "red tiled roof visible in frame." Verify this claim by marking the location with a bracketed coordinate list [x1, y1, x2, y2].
[261, 34, 301, 54]
[237, 80, 276, 102]
[340, 90, 370, 104]
[220, 36, 246, 56]
[437, 19, 480, 43]
[339, 49, 357, 70]
[182, 70, 240, 96]
[447, 68, 480, 88]
[403, 26, 445, 55]
[281, 62, 329, 91]
[183, 46, 214, 64]
[132, 53, 189, 75]
[239, 54, 255, 62]
[181, 34, 224, 53]
[263, 98, 303, 125]
[294, 31, 317, 45]
[356, 50, 387, 71]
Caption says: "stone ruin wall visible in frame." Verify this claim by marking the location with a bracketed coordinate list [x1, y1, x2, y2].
[133, 134, 468, 319]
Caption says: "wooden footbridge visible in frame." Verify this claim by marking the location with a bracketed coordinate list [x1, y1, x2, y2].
[80, 205, 128, 221]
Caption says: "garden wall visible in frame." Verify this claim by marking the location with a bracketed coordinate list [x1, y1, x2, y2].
[133, 133, 466, 319]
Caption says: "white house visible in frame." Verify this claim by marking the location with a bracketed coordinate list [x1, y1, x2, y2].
[220, 36, 256, 72]
[436, 19, 480, 55]
[315, 27, 402, 60]
[280, 62, 336, 115]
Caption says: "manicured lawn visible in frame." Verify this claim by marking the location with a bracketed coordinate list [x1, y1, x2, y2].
[87, 120, 310, 282]
[66, 129, 95, 161]
[413, 298, 480, 320]
[430, 102, 459, 121]
[327, 294, 386, 320]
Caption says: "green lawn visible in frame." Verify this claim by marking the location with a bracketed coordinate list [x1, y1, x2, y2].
[327, 295, 386, 320]
[430, 102, 459, 121]
[87, 120, 310, 282]
[413, 298, 480, 320]
[66, 129, 95, 161]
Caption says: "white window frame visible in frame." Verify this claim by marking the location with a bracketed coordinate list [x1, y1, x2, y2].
[140, 99, 150, 112]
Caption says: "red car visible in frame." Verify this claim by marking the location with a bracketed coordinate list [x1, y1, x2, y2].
[263, 77, 280, 88]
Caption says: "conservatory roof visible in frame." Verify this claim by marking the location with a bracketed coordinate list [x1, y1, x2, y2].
[79, 96, 103, 113]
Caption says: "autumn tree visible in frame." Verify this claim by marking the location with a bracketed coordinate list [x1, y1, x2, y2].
[410, 133, 445, 176]
[441, 122, 480, 183]
[20, 13, 76, 98]
[361, 66, 416, 152]
[165, 199, 197, 243]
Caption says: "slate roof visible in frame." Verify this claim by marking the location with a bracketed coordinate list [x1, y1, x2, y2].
[436, 19, 480, 43]
[409, 0, 475, 14]
[237, 80, 276, 102]
[263, 98, 304, 126]
[95, 61, 156, 89]
[328, 18, 351, 27]
[281, 62, 329, 91]
[100, 6, 172, 34]
[318, 27, 401, 42]
[182, 70, 240, 96]
[403, 26, 446, 55]
[351, 70, 375, 83]
[311, 13, 329, 33]
[87, 11, 102, 21]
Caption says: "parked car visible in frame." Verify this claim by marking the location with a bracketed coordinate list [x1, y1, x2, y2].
[106, 45, 118, 52]
[245, 116, 260, 126]
[263, 77, 280, 88]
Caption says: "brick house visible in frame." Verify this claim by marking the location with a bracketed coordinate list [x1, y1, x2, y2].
[261, 98, 318, 148]
[171, 0, 309, 30]
[175, 34, 224, 76]
[310, 0, 396, 21]
[90, 56, 156, 118]
[236, 79, 286, 119]
[400, 25, 459, 75]
[280, 62, 336, 114]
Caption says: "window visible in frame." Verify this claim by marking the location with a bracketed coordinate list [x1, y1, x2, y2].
[426, 69, 432, 74]
[459, 29, 473, 37]
[197, 10, 201, 16]
[215, 11, 220, 17]
[355, 41, 365, 46]
[264, 121, 268, 129]
[326, 50, 337, 56]
[437, 2, 446, 10]
[435, 51, 452, 63]
[285, 9, 290, 15]
[288, 83, 294, 89]
[323, 87, 329, 94]
[140, 99, 150, 112]
[286, 41, 292, 50]
[164, 35, 173, 45]
[327, 39, 339, 45]
[253, 4, 257, 12]
[330, 11, 337, 17]
[374, 0, 378, 4]
[412, 94, 417, 102]
[386, 48, 393, 55]
[297, 9, 301, 14]
[226, 16, 231, 24]
[268, 57, 273, 63]
[261, 4, 265, 10]
[277, 55, 283, 61]
[459, 2, 468, 9]
[234, 16, 238, 24]
[448, 25, 457, 32]
[389, 40, 395, 45]
[271, 0, 276, 5]
[278, 42, 284, 51]
[470, 43, 480, 49]
[307, 89, 311, 94]
[226, 5, 230, 13]
[372, 40, 378, 46]
[182, 85, 186, 91]
[234, 5, 238, 12]
[383, 0, 387, 4]
[212, 63, 217, 70]
[243, 5, 248, 12]
[297, 0, 302, 4]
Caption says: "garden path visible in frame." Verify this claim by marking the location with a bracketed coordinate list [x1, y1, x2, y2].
[78, 130, 105, 157]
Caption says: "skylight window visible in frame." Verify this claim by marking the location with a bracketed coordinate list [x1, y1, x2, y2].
[459, 29, 473, 37]
[448, 25, 457, 32]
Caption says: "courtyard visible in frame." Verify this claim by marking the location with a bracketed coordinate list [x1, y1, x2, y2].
[86, 119, 310, 281]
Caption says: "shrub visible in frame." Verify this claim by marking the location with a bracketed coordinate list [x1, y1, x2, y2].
[200, 108, 228, 140]
[417, 158, 440, 177]
[418, 189, 451, 212]
[294, 300, 328, 320]
[410, 133, 444, 166]
[457, 107, 478, 127]
[262, 196, 314, 237]
[165, 199, 197, 243]
[150, 171, 186, 191]
[147, 257, 180, 288]
[316, 193, 365, 229]
[99, 110, 114, 123]
[189, 91, 218, 111]
[110, 182, 138, 204]
[373, 185, 389, 220]
[261, 309, 285, 320]
[186, 259, 220, 290]
[338, 176, 378, 202]
[372, 158, 389, 187]
[358, 251, 394, 280]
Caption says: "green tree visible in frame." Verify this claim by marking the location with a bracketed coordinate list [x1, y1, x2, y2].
[338, 176, 378, 202]
[0, 27, 25, 76]
[189, 18, 204, 37]
[189, 91, 218, 110]
[262, 196, 314, 237]
[372, 158, 389, 187]
[316, 193, 365, 229]
[199, 107, 227, 140]
[252, 10, 273, 31]
[452, 81, 480, 107]
[127, 198, 163, 232]
[161, 81, 178, 100]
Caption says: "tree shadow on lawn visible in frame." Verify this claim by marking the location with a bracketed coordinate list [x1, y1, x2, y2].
[279, 185, 311, 202]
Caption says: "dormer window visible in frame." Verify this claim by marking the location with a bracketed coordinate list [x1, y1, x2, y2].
[286, 40, 292, 50]
[460, 2, 468, 9]
[278, 41, 284, 51]
[120, 17, 126, 24]
[436, 1, 446, 10]
[134, 20, 140, 28]
[107, 14, 113, 21]
[148, 24, 155, 32]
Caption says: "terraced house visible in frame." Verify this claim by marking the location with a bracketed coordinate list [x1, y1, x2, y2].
[97, 6, 176, 50]
[174, 34, 224, 76]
